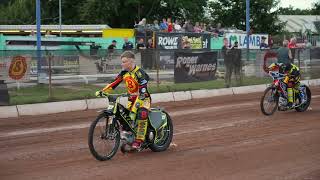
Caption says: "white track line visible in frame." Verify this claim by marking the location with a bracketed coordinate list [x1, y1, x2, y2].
[1, 95, 319, 138]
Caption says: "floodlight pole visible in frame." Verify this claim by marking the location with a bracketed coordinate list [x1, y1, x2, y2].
[36, 0, 42, 83]
[246, 0, 250, 49]
[59, 0, 62, 37]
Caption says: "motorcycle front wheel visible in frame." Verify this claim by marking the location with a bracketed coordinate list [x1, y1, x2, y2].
[88, 113, 120, 161]
[260, 86, 279, 116]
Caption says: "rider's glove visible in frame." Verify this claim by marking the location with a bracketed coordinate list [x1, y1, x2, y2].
[95, 90, 103, 97]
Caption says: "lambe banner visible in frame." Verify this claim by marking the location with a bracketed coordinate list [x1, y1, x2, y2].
[174, 51, 217, 83]
[225, 33, 268, 49]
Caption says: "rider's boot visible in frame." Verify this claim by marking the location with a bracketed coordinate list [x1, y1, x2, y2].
[132, 120, 148, 149]
[132, 108, 148, 149]
[287, 87, 294, 108]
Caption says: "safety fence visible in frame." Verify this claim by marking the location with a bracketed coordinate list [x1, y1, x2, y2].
[0, 48, 320, 105]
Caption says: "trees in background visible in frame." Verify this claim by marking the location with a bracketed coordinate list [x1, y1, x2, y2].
[207, 0, 285, 34]
[0, 0, 207, 28]
[0, 0, 319, 34]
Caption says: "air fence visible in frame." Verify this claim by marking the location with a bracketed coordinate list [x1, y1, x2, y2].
[0, 48, 320, 105]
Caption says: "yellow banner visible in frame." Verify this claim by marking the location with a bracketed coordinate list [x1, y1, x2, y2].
[102, 29, 134, 38]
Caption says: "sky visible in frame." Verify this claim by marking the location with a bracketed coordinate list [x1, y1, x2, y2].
[279, 0, 319, 9]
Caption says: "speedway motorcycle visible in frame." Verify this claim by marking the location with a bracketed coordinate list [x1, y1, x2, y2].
[260, 70, 311, 116]
[88, 93, 173, 161]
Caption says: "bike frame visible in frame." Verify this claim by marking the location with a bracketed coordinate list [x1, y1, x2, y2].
[102, 93, 137, 134]
[269, 71, 288, 98]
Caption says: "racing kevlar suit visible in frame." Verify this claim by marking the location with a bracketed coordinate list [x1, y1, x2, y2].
[102, 65, 151, 146]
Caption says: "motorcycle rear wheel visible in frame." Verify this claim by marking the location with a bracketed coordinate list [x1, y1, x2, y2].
[149, 111, 173, 152]
[295, 86, 311, 112]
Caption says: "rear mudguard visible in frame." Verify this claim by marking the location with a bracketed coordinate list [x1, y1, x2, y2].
[148, 109, 168, 131]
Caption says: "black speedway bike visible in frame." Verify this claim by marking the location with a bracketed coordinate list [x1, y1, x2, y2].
[88, 93, 173, 161]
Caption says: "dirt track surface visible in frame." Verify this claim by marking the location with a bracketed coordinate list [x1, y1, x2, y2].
[1, 87, 320, 180]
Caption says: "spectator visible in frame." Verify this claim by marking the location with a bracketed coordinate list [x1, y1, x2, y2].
[107, 40, 117, 61]
[268, 35, 274, 48]
[202, 23, 207, 32]
[138, 18, 147, 27]
[288, 37, 297, 62]
[183, 20, 194, 32]
[194, 22, 202, 33]
[30, 30, 35, 36]
[207, 23, 215, 32]
[159, 18, 168, 32]
[260, 36, 269, 50]
[231, 44, 242, 86]
[122, 37, 134, 50]
[277, 40, 292, 64]
[136, 38, 146, 50]
[174, 20, 182, 32]
[288, 37, 297, 49]
[45, 30, 55, 37]
[222, 38, 232, 88]
[146, 38, 154, 49]
[167, 18, 173, 32]
[214, 23, 224, 36]
[153, 20, 160, 31]
[108, 40, 117, 51]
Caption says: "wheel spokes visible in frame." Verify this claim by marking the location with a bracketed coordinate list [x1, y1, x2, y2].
[92, 117, 117, 157]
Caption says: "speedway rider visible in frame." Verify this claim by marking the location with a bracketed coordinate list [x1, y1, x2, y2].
[96, 51, 151, 149]
[267, 62, 307, 108]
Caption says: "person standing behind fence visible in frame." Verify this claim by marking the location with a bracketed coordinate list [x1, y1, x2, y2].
[107, 40, 117, 61]
[231, 41, 242, 86]
[146, 38, 154, 49]
[277, 40, 292, 64]
[122, 37, 134, 50]
[288, 37, 297, 63]
[167, 18, 173, 33]
[160, 18, 168, 32]
[222, 38, 232, 88]
[183, 20, 194, 32]
[136, 38, 146, 50]
[260, 36, 269, 49]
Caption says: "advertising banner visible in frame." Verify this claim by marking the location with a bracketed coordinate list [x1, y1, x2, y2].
[225, 33, 268, 49]
[174, 51, 217, 83]
[156, 32, 211, 50]
[156, 33, 181, 49]
[0, 56, 31, 81]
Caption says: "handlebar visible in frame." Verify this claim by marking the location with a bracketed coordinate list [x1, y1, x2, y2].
[100, 93, 130, 98]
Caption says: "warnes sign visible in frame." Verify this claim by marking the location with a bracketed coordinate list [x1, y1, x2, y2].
[175, 56, 216, 75]
[174, 51, 218, 83]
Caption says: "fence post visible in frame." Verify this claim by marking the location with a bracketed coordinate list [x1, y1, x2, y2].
[156, 49, 160, 90]
[46, 51, 53, 99]
[0, 80, 9, 106]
